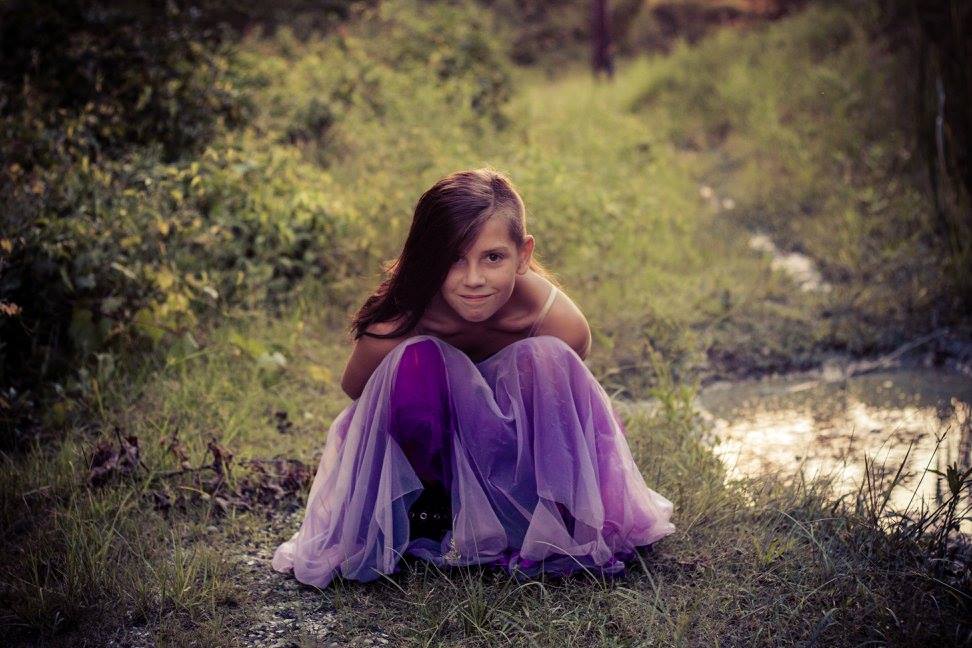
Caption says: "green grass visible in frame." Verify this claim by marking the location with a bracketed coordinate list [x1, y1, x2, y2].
[3, 293, 968, 645]
[2, 1, 970, 645]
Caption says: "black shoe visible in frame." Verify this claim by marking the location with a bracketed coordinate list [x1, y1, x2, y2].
[408, 481, 452, 541]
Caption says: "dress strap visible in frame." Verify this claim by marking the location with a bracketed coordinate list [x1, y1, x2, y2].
[528, 285, 558, 337]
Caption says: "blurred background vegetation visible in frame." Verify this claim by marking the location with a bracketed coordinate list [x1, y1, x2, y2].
[2, 0, 968, 445]
[1, 1, 970, 641]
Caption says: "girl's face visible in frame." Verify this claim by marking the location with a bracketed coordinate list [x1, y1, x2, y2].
[440, 216, 534, 323]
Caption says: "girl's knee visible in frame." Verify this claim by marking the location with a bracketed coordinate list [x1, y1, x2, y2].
[391, 337, 449, 409]
[505, 336, 580, 392]
[514, 335, 576, 360]
[394, 337, 447, 384]
[397, 335, 443, 366]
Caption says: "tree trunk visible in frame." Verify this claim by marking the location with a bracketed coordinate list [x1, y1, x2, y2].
[591, 0, 614, 78]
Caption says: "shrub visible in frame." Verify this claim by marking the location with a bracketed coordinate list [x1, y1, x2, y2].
[0, 0, 516, 447]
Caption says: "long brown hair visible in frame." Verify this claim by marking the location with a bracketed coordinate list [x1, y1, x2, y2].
[349, 167, 560, 340]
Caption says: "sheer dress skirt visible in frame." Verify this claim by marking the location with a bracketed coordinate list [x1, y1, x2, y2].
[271, 335, 676, 587]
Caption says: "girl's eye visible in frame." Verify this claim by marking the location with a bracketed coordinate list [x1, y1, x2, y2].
[453, 253, 504, 264]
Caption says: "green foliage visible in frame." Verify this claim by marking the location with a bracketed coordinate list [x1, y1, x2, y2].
[873, 0, 972, 303]
[0, 0, 250, 436]
[2, 1, 971, 642]
[0, 0, 515, 440]
[239, 0, 514, 142]
[0, 0, 252, 167]
[628, 2, 965, 353]
[0, 138, 368, 408]
[476, 0, 591, 68]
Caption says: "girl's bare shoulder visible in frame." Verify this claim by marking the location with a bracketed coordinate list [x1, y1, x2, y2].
[531, 279, 592, 358]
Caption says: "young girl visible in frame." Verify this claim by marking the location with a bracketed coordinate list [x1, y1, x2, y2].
[272, 168, 675, 587]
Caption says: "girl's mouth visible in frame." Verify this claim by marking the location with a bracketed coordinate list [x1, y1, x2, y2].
[461, 294, 491, 303]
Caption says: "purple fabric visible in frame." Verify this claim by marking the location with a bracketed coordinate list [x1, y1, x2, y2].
[271, 335, 676, 587]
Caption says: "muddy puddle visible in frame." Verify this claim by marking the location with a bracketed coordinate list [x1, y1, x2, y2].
[691, 366, 972, 532]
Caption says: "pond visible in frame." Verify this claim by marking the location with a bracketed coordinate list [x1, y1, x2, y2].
[693, 366, 972, 533]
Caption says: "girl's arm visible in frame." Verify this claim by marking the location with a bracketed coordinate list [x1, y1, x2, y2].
[536, 291, 593, 360]
[340, 319, 412, 400]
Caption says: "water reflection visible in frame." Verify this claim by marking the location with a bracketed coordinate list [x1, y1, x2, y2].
[694, 368, 972, 532]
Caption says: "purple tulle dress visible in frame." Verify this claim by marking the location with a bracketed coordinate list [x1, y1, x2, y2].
[272, 334, 676, 587]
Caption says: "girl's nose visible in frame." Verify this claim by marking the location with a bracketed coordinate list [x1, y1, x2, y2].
[464, 267, 486, 285]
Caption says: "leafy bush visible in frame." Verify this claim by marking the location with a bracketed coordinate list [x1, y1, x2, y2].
[0, 136, 368, 407]
[0, 0, 517, 445]
[238, 0, 515, 141]
[1, 0, 250, 442]
[0, 0, 252, 167]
